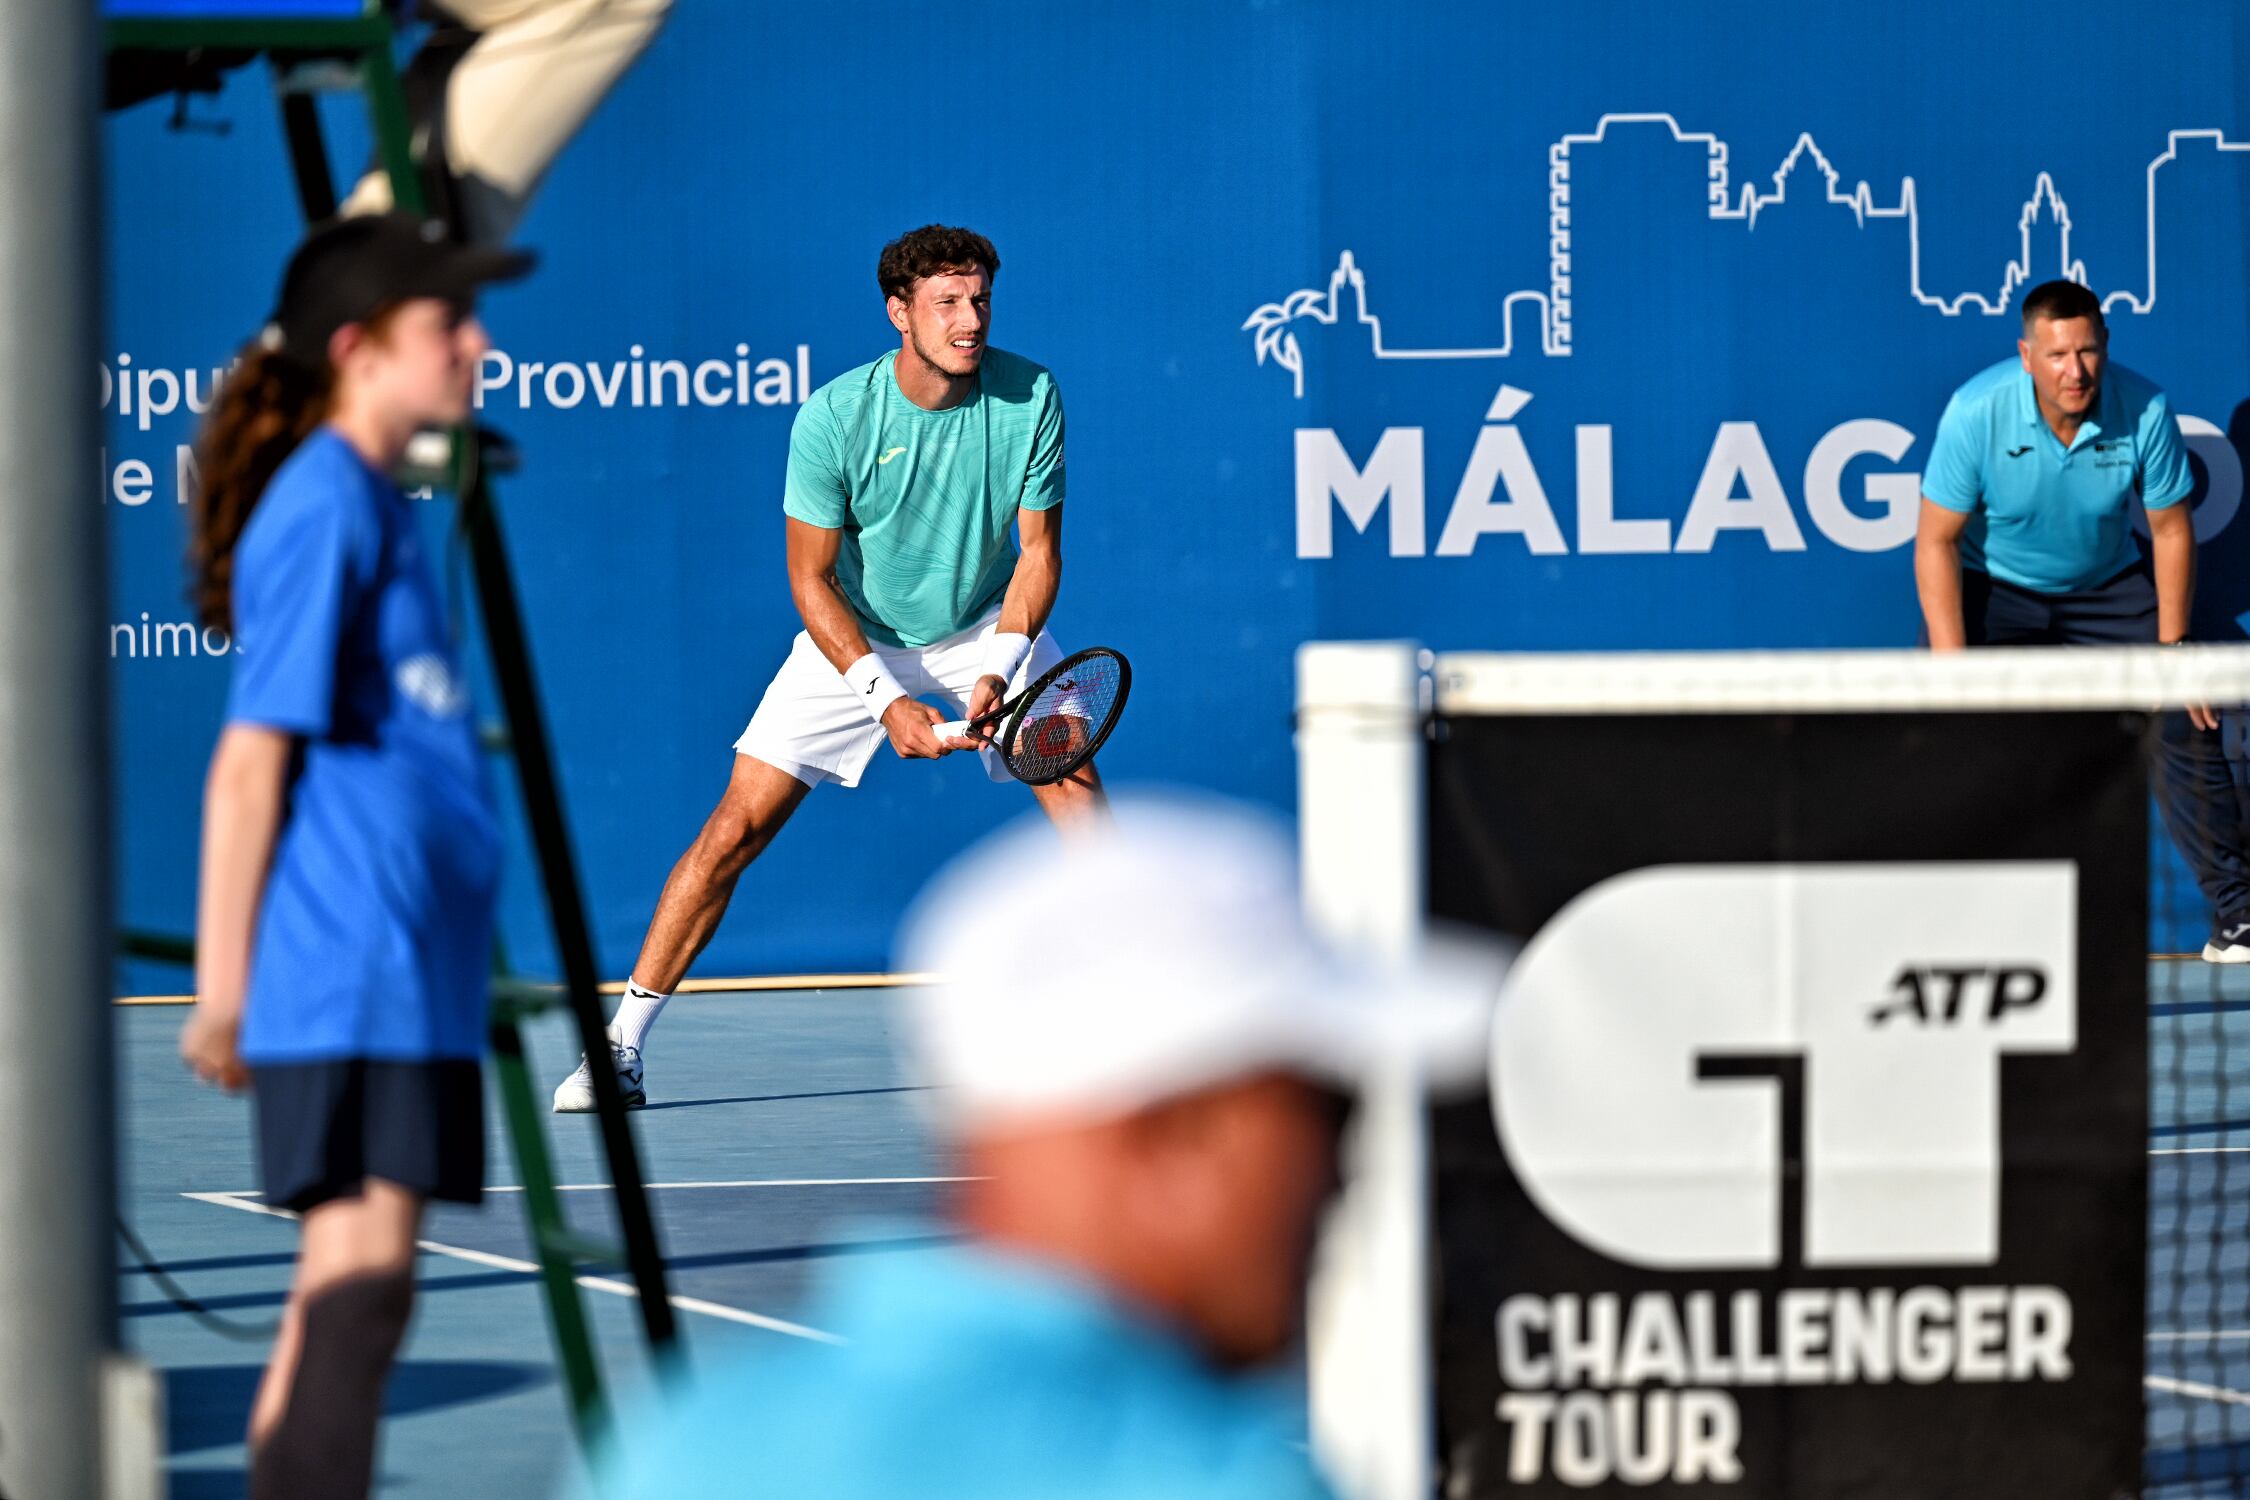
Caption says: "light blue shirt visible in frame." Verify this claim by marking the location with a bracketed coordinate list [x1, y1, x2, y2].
[226, 428, 500, 1063]
[585, 1238, 1339, 1500]
[1922, 357, 2194, 594]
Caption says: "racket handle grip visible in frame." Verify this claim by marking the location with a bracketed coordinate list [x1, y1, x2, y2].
[934, 719, 970, 739]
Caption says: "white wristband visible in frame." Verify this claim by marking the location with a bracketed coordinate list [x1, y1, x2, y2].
[843, 652, 908, 721]
[980, 632, 1033, 687]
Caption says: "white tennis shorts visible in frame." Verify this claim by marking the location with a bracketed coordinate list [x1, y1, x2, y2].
[734, 614, 1065, 789]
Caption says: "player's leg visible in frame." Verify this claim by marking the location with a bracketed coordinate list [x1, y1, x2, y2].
[248, 1179, 424, 1500]
[552, 755, 808, 1111]
[1031, 759, 1108, 827]
[557, 633, 885, 1109]
[628, 753, 811, 994]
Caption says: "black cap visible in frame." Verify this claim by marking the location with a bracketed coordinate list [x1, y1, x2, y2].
[261, 213, 535, 368]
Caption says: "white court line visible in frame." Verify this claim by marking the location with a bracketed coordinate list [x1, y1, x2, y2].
[2151, 1331, 2250, 1342]
[179, 1190, 840, 1344]
[2152, 1146, 2250, 1155]
[2148, 1375, 2250, 1408]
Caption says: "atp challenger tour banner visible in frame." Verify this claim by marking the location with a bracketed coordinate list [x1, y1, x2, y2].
[103, 1, 2250, 977]
[1425, 709, 2147, 1495]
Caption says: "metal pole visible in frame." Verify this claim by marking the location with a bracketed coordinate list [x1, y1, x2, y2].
[461, 478, 680, 1355]
[0, 1, 115, 1498]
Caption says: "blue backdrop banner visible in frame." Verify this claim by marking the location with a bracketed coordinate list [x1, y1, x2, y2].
[104, 0, 2250, 982]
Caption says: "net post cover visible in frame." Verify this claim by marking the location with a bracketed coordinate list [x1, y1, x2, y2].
[1428, 708, 2148, 1497]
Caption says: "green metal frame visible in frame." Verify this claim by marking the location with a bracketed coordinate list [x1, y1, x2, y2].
[104, 8, 678, 1453]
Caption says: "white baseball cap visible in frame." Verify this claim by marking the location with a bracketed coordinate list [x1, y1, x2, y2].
[896, 793, 1501, 1131]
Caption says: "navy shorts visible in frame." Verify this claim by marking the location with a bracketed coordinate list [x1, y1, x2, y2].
[251, 1058, 485, 1213]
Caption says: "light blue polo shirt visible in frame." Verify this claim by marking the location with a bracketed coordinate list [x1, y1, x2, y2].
[583, 1237, 1338, 1500]
[1923, 357, 2194, 594]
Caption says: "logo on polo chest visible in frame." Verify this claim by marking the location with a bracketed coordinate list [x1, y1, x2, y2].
[396, 654, 469, 719]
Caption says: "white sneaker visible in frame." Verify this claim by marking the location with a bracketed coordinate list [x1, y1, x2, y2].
[2203, 920, 2250, 964]
[552, 1025, 647, 1112]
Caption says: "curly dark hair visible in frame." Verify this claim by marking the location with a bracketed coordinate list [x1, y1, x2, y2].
[878, 225, 1000, 304]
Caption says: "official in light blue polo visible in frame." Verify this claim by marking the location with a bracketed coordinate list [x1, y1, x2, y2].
[1920, 352, 2192, 599]
[1914, 277, 2250, 960]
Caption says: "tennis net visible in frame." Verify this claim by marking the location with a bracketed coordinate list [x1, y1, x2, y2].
[1299, 642, 2250, 1500]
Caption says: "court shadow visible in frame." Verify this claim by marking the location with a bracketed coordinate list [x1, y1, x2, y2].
[661, 1232, 958, 1272]
[166, 1466, 250, 1499]
[640, 1085, 928, 1112]
[122, 1250, 298, 1277]
[125, 1269, 538, 1321]
[166, 1360, 548, 1457]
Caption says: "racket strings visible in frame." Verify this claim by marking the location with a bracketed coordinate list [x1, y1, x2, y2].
[1007, 652, 1122, 783]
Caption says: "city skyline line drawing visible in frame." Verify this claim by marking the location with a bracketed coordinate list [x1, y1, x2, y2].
[1244, 112, 2249, 398]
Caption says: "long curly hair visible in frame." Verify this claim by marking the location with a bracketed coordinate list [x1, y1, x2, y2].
[187, 306, 401, 633]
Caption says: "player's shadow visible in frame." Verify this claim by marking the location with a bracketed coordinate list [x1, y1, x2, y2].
[166, 1468, 250, 1500]
[659, 1232, 959, 1273]
[640, 1084, 928, 1112]
[123, 1269, 541, 1321]
[166, 1360, 548, 1458]
[124, 1250, 298, 1277]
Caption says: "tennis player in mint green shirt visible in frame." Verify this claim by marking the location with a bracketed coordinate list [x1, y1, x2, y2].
[548, 225, 1108, 1111]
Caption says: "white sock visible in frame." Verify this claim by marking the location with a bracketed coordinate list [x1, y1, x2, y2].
[612, 980, 670, 1054]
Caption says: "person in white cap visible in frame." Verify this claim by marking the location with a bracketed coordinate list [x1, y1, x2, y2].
[579, 795, 1484, 1500]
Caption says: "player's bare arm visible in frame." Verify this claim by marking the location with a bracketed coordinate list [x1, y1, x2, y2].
[1913, 498, 1972, 652]
[965, 503, 1065, 730]
[784, 516, 958, 758]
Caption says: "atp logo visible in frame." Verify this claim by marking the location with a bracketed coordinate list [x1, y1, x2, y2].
[1489, 862, 2076, 1269]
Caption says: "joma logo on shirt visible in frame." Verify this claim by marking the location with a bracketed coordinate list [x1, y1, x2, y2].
[878, 447, 908, 465]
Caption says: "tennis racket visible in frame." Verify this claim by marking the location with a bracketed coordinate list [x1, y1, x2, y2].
[935, 646, 1130, 785]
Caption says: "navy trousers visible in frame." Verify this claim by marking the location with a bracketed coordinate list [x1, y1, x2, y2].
[1964, 566, 2250, 929]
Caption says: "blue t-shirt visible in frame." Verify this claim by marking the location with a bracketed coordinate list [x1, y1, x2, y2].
[226, 428, 501, 1063]
[782, 348, 1066, 648]
[585, 1238, 1339, 1500]
[1922, 357, 2194, 594]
